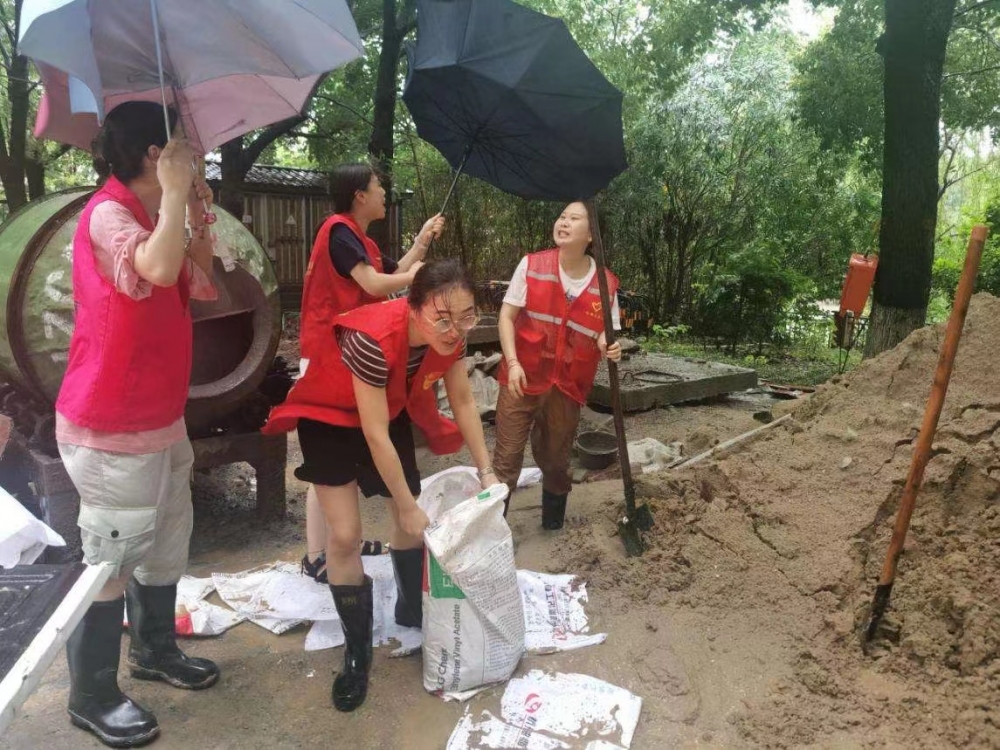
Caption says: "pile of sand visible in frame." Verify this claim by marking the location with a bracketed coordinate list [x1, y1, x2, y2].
[553, 294, 1000, 747]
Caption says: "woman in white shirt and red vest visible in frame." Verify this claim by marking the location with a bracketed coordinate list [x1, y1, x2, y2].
[55, 102, 219, 747]
[263, 259, 496, 712]
[299, 163, 444, 586]
[495, 201, 623, 529]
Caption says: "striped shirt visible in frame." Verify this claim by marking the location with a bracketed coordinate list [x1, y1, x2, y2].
[339, 328, 466, 388]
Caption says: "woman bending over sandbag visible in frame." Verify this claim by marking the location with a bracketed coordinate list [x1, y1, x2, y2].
[298, 163, 445, 584]
[494, 201, 623, 529]
[262, 259, 497, 712]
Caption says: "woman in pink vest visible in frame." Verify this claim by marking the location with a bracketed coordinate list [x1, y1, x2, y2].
[299, 163, 444, 587]
[55, 101, 220, 748]
[263, 259, 497, 712]
[494, 201, 623, 529]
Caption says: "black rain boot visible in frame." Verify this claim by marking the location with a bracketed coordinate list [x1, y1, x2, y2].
[126, 577, 220, 690]
[390, 547, 424, 628]
[66, 597, 160, 748]
[541, 490, 568, 530]
[330, 576, 374, 712]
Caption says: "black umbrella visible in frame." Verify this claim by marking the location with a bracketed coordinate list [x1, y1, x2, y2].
[402, 0, 627, 207]
[404, 0, 651, 555]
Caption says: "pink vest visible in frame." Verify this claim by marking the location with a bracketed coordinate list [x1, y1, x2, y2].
[55, 176, 193, 432]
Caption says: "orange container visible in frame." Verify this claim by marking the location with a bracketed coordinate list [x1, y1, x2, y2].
[839, 254, 878, 317]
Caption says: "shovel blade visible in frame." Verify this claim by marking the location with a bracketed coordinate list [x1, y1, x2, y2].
[633, 503, 654, 531]
[617, 515, 646, 557]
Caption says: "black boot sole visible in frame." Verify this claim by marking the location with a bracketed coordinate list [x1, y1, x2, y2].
[332, 690, 367, 712]
[128, 663, 219, 690]
[68, 711, 160, 748]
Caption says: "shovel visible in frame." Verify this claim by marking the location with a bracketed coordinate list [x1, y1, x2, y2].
[586, 200, 653, 557]
[861, 224, 988, 648]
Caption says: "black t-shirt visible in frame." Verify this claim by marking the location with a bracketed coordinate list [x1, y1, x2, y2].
[329, 224, 398, 279]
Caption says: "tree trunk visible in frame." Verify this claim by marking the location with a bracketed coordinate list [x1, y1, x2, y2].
[368, 0, 412, 175]
[864, 0, 956, 358]
[25, 158, 45, 200]
[1, 2, 31, 213]
[219, 139, 247, 217]
[863, 305, 926, 356]
[366, 0, 414, 251]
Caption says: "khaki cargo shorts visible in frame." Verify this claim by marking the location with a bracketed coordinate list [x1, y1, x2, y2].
[58, 439, 195, 586]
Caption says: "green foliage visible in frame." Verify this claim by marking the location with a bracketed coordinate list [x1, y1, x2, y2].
[797, 0, 1000, 172]
[933, 150, 1000, 303]
[794, 0, 884, 172]
[692, 254, 805, 354]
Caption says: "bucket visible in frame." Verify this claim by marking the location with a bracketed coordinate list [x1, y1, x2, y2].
[575, 430, 618, 470]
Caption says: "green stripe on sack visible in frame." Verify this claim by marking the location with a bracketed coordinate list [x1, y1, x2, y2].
[428, 553, 466, 599]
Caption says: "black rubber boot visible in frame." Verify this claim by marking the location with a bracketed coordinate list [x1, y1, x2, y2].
[390, 547, 424, 628]
[126, 578, 220, 690]
[330, 576, 374, 712]
[66, 597, 160, 748]
[541, 490, 568, 530]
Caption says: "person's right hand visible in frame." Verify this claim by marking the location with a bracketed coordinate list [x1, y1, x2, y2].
[399, 503, 430, 538]
[508, 361, 527, 398]
[157, 139, 196, 197]
[417, 213, 445, 249]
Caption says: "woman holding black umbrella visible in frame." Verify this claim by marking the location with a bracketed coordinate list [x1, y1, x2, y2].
[493, 201, 622, 528]
[299, 163, 444, 587]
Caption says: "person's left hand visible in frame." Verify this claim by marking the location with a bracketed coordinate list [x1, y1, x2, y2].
[189, 174, 212, 212]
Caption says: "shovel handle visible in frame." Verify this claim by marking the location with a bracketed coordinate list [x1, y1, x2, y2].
[585, 200, 636, 515]
[875, 225, 987, 588]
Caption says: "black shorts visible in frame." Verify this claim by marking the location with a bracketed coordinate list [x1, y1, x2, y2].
[295, 412, 421, 498]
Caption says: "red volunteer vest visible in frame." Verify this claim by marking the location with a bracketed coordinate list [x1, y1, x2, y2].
[498, 249, 619, 405]
[55, 176, 193, 432]
[262, 298, 463, 454]
[299, 213, 384, 360]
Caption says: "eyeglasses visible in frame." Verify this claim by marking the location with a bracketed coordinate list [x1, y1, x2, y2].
[424, 311, 481, 335]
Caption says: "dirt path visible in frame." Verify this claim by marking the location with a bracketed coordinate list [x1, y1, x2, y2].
[4, 399, 769, 749]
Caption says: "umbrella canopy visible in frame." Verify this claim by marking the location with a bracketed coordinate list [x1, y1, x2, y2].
[19, 0, 363, 153]
[402, 0, 627, 203]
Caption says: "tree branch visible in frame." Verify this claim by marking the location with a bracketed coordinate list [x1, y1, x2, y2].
[286, 129, 336, 141]
[943, 63, 1000, 78]
[241, 115, 306, 168]
[43, 143, 73, 164]
[955, 0, 1000, 17]
[398, 18, 417, 38]
[312, 93, 374, 127]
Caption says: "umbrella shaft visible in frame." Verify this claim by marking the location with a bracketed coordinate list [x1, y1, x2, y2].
[438, 147, 473, 216]
[149, 0, 172, 139]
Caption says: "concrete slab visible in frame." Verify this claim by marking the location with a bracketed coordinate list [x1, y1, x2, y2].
[588, 352, 757, 412]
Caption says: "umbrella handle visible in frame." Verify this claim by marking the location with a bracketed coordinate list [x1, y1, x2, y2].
[189, 159, 217, 226]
